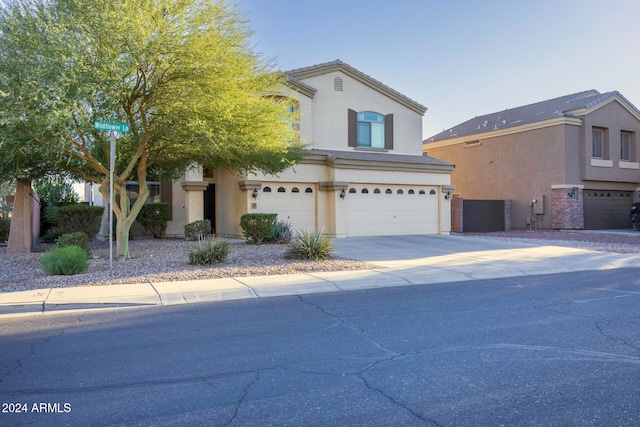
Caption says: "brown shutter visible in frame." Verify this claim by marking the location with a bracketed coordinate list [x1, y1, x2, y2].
[160, 179, 173, 220]
[348, 109, 357, 147]
[384, 114, 394, 150]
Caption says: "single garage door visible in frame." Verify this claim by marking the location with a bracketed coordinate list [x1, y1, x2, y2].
[346, 185, 439, 236]
[258, 184, 317, 232]
[583, 190, 632, 229]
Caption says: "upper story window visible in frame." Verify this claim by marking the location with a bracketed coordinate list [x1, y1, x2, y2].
[348, 109, 393, 150]
[592, 127, 608, 159]
[621, 131, 634, 161]
[357, 111, 385, 148]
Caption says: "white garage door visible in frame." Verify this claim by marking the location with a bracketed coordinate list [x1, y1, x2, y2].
[258, 184, 317, 232]
[346, 186, 439, 236]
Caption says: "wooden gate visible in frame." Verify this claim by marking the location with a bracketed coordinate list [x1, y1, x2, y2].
[458, 199, 505, 233]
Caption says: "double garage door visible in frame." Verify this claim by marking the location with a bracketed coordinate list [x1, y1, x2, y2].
[258, 183, 440, 236]
[583, 190, 632, 229]
[346, 185, 439, 236]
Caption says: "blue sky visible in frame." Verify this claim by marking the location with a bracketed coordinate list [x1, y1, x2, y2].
[239, 0, 640, 139]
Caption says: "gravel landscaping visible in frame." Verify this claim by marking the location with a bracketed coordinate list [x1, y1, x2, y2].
[1, 230, 639, 292]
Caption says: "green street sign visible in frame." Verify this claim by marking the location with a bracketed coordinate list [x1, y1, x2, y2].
[93, 120, 130, 133]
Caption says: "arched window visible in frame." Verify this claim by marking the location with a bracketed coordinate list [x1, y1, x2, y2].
[349, 188, 356, 193]
[362, 188, 369, 194]
[429, 189, 436, 195]
[385, 189, 392, 194]
[291, 187, 300, 193]
[357, 111, 385, 148]
[419, 190, 426, 195]
[397, 189, 403, 194]
[408, 189, 415, 194]
[374, 188, 381, 194]
[263, 187, 272, 193]
[305, 187, 313, 193]
[277, 187, 286, 193]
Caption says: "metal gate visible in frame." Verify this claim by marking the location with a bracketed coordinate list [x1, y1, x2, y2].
[583, 190, 632, 229]
[462, 200, 505, 233]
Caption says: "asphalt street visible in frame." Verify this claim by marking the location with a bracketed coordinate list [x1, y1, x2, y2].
[1, 268, 639, 426]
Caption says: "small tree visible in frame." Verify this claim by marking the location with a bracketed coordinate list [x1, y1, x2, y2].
[0, 0, 306, 259]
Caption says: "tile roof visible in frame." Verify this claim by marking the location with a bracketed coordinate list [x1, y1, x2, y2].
[425, 90, 640, 143]
[310, 148, 453, 167]
[285, 60, 427, 115]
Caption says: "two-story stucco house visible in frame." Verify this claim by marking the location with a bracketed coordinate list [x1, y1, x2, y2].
[423, 90, 640, 230]
[94, 60, 455, 238]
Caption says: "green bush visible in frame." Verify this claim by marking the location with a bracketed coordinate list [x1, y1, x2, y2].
[286, 229, 335, 261]
[41, 245, 89, 275]
[55, 232, 89, 252]
[41, 226, 64, 244]
[188, 237, 230, 265]
[58, 204, 104, 240]
[184, 219, 211, 241]
[239, 213, 277, 245]
[34, 177, 79, 236]
[0, 217, 10, 242]
[136, 203, 169, 238]
[265, 220, 293, 244]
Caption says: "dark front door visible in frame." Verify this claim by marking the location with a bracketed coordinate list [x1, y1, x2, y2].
[204, 184, 215, 234]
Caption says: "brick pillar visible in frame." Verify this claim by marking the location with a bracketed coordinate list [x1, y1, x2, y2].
[551, 185, 584, 229]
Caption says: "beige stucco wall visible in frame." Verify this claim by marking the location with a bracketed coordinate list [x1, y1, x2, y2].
[294, 72, 424, 156]
[425, 124, 568, 229]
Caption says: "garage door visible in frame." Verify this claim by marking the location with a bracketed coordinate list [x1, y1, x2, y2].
[346, 186, 439, 236]
[583, 190, 632, 229]
[258, 184, 316, 232]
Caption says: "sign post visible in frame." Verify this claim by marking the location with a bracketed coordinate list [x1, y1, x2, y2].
[93, 120, 130, 277]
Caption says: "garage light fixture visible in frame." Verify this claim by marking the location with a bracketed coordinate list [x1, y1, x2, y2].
[252, 188, 259, 199]
[444, 191, 451, 201]
[340, 189, 346, 199]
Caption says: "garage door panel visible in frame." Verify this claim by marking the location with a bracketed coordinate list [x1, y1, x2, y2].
[259, 185, 316, 232]
[584, 190, 632, 229]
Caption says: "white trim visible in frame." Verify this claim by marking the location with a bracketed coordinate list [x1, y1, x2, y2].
[590, 158, 613, 168]
[551, 184, 584, 189]
[619, 161, 640, 170]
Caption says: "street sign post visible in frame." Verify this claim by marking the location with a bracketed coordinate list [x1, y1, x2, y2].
[93, 120, 130, 277]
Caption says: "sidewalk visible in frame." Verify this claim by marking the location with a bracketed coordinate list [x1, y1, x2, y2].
[2, 234, 640, 316]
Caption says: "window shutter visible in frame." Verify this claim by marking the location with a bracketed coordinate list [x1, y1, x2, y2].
[384, 114, 394, 150]
[160, 179, 173, 220]
[348, 109, 357, 147]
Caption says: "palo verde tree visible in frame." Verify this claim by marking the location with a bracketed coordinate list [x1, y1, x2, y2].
[0, 0, 305, 259]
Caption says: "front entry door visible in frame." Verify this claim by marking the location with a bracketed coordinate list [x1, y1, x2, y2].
[204, 184, 215, 234]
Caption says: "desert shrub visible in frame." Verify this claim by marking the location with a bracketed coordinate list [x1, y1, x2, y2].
[58, 204, 104, 240]
[41, 245, 89, 275]
[286, 229, 335, 261]
[187, 237, 230, 265]
[239, 213, 277, 245]
[0, 217, 10, 242]
[265, 220, 293, 244]
[184, 219, 211, 241]
[55, 232, 89, 252]
[41, 226, 64, 244]
[136, 203, 169, 238]
[34, 177, 79, 235]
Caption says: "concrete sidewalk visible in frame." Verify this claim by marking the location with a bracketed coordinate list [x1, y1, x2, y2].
[2, 234, 640, 316]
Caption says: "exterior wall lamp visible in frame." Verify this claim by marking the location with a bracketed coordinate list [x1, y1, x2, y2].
[340, 189, 346, 199]
[252, 188, 258, 199]
[444, 191, 451, 201]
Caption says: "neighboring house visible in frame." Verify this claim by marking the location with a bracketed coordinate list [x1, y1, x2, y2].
[423, 90, 640, 230]
[94, 60, 455, 238]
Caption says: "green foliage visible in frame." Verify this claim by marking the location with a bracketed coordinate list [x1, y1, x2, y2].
[40, 245, 89, 275]
[184, 220, 212, 241]
[136, 203, 168, 238]
[0, 181, 14, 219]
[188, 237, 230, 265]
[33, 177, 80, 235]
[265, 220, 293, 244]
[0, 217, 10, 242]
[41, 226, 64, 244]
[0, 0, 307, 259]
[58, 204, 104, 240]
[55, 232, 89, 252]
[286, 230, 335, 261]
[239, 213, 277, 245]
